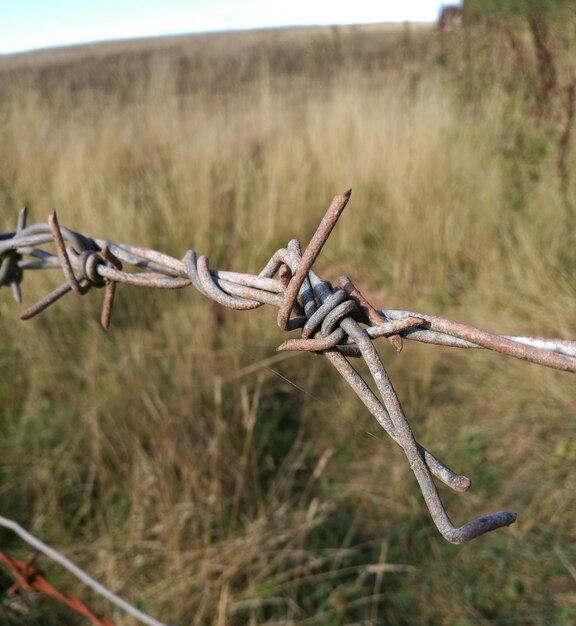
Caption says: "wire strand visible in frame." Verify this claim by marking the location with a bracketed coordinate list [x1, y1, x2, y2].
[0, 515, 169, 626]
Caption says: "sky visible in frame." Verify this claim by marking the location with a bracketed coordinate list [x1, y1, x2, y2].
[0, 0, 459, 55]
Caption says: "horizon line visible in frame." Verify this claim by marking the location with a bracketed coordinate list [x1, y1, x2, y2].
[0, 19, 437, 58]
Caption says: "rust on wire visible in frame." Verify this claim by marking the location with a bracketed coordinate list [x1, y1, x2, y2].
[0, 550, 116, 626]
[277, 189, 351, 330]
[1, 191, 576, 544]
[339, 275, 404, 352]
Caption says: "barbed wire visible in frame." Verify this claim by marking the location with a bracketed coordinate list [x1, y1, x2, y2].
[0, 515, 168, 626]
[0, 548, 116, 626]
[0, 190, 575, 618]
[2, 190, 576, 538]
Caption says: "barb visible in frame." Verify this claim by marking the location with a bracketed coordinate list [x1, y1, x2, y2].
[0, 549, 116, 626]
[1, 193, 575, 542]
[0, 515, 169, 626]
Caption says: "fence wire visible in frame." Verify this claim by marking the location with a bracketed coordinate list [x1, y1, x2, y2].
[1, 190, 575, 617]
[0, 515, 168, 626]
[2, 190, 575, 540]
[0, 548, 116, 626]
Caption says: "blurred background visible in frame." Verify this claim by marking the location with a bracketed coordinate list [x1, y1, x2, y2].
[0, 1, 575, 624]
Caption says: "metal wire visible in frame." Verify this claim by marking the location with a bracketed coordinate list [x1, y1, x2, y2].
[1, 193, 575, 542]
[0, 548, 117, 626]
[0, 516, 168, 626]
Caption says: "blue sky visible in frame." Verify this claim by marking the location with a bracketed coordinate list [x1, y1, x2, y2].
[0, 1, 458, 55]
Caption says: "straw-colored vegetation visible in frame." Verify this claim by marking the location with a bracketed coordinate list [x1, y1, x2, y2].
[0, 19, 574, 625]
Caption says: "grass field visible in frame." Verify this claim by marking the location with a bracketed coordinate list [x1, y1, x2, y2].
[0, 19, 575, 626]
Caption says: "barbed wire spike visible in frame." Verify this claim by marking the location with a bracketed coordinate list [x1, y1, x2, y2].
[0, 549, 117, 626]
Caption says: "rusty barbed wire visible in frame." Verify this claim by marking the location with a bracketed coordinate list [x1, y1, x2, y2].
[0, 515, 168, 626]
[1, 191, 575, 545]
[0, 549, 116, 626]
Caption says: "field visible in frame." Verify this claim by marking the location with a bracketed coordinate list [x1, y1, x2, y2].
[0, 19, 575, 625]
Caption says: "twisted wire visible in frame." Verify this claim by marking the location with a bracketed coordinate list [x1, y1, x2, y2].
[1, 192, 575, 544]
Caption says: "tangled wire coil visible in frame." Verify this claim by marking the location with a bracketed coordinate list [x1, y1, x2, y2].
[1, 190, 575, 545]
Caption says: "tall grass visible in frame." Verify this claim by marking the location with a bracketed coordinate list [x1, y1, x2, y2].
[0, 23, 575, 625]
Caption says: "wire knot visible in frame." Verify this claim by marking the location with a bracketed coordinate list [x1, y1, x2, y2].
[277, 280, 362, 354]
[77, 250, 108, 287]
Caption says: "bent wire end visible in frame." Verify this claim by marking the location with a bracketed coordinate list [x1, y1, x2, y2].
[440, 510, 518, 544]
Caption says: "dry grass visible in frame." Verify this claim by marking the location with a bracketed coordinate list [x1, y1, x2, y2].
[0, 21, 575, 625]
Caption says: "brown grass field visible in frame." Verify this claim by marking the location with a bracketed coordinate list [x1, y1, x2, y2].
[0, 19, 575, 625]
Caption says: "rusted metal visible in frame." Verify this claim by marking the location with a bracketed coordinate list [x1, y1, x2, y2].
[382, 310, 576, 372]
[277, 189, 351, 330]
[100, 245, 122, 330]
[277, 328, 345, 352]
[48, 211, 85, 295]
[0, 550, 117, 626]
[20, 282, 73, 320]
[339, 275, 404, 352]
[1, 192, 575, 545]
[0, 515, 168, 626]
[293, 263, 515, 543]
[364, 315, 426, 340]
